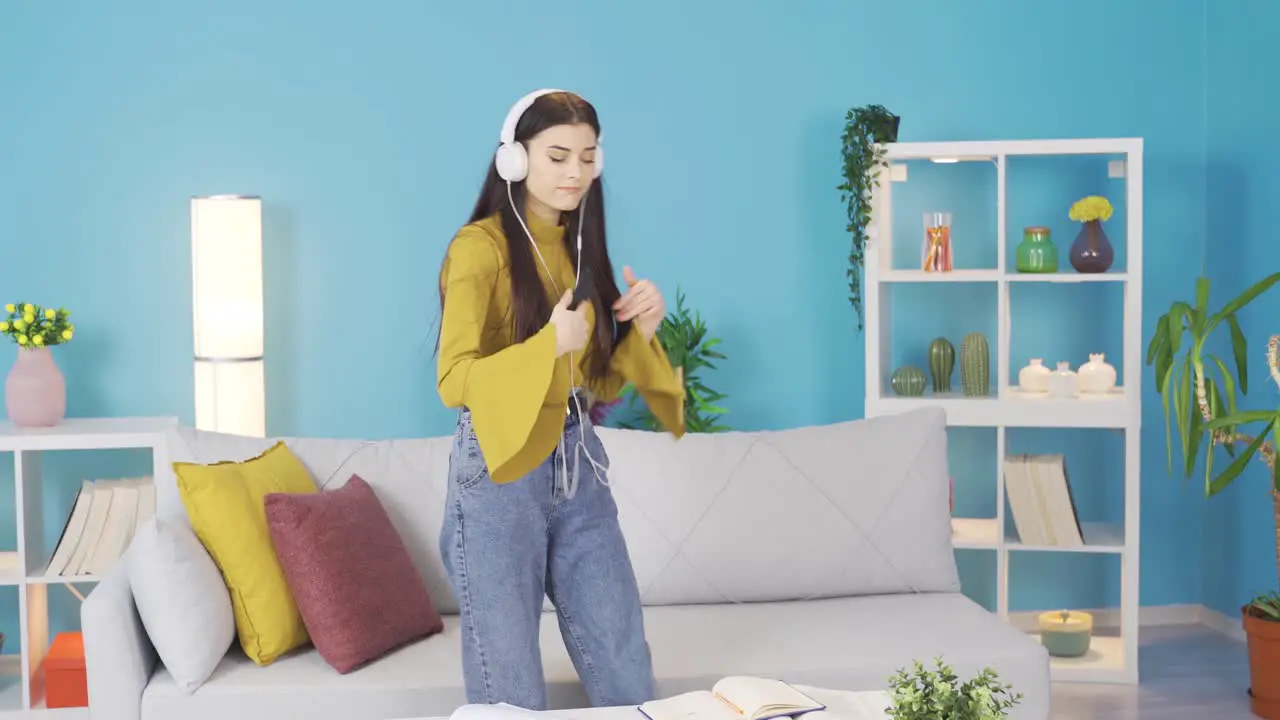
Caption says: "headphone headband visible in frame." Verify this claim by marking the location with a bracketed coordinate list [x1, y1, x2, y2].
[500, 88, 565, 146]
[495, 88, 604, 182]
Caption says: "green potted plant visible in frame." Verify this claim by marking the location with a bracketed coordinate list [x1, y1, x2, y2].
[602, 287, 731, 433]
[885, 657, 1021, 719]
[837, 103, 900, 330]
[1145, 270, 1280, 717]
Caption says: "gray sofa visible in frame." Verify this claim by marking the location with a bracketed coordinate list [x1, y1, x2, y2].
[83, 406, 1050, 720]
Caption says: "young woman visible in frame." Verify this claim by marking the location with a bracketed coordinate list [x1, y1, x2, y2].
[434, 89, 686, 710]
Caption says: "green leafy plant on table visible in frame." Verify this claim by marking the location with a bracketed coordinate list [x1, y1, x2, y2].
[602, 287, 730, 433]
[0, 302, 75, 348]
[1145, 270, 1280, 715]
[837, 103, 899, 331]
[886, 657, 1021, 719]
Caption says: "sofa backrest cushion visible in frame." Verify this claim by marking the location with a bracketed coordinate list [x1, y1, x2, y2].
[155, 406, 958, 613]
[598, 406, 961, 604]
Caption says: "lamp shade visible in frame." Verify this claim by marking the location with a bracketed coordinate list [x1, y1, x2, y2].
[190, 195, 265, 436]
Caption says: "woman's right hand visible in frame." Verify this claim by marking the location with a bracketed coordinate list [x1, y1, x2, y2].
[550, 290, 590, 356]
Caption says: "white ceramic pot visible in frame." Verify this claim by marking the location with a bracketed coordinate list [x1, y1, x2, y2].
[1077, 353, 1117, 394]
[1018, 358, 1052, 393]
[1049, 361, 1077, 399]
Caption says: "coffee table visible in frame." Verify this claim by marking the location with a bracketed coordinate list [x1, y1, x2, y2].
[395, 685, 892, 720]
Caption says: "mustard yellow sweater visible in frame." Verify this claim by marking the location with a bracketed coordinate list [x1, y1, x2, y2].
[437, 211, 686, 483]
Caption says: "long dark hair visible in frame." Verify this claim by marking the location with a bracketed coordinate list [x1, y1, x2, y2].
[437, 91, 629, 382]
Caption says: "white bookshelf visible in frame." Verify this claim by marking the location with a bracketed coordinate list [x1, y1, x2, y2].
[861, 137, 1142, 685]
[0, 416, 175, 716]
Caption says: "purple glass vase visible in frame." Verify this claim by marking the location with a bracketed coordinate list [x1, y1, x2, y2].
[5, 346, 66, 427]
[1069, 219, 1115, 273]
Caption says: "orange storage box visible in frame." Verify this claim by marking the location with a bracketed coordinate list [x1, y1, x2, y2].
[46, 632, 87, 708]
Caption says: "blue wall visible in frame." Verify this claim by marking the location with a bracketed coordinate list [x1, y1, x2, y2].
[1201, 2, 1280, 618]
[0, 0, 1214, 649]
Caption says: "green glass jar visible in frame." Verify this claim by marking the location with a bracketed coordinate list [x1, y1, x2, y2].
[1016, 226, 1058, 273]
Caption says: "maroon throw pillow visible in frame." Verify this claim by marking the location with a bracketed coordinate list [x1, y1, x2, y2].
[264, 474, 444, 673]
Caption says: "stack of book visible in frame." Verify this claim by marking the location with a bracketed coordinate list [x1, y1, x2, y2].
[44, 476, 156, 578]
[1003, 454, 1085, 546]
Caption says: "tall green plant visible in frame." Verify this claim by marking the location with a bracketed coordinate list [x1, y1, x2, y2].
[1148, 270, 1280, 615]
[1146, 271, 1280, 496]
[617, 287, 730, 433]
[837, 104, 899, 330]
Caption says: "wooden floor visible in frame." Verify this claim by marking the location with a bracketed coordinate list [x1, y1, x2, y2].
[1053, 623, 1261, 718]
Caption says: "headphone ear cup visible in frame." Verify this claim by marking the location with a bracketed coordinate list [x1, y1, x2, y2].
[495, 142, 529, 182]
[593, 145, 604, 178]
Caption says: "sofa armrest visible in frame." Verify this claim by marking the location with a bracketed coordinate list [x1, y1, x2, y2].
[82, 563, 157, 720]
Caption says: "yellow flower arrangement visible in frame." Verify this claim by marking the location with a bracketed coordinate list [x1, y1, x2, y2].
[1, 303, 75, 349]
[1068, 195, 1114, 223]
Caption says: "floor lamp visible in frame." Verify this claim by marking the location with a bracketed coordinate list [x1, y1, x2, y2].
[190, 194, 266, 436]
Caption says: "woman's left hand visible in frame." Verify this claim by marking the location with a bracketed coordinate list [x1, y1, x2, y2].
[613, 266, 666, 342]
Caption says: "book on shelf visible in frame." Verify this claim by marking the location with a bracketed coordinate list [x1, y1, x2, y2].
[638, 676, 825, 720]
[1003, 454, 1084, 546]
[45, 476, 155, 578]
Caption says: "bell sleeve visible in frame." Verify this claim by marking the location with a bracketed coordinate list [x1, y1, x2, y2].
[436, 227, 559, 475]
[589, 325, 686, 438]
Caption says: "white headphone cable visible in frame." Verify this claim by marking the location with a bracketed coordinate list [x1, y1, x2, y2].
[505, 181, 611, 499]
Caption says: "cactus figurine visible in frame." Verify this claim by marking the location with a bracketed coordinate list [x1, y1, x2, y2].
[928, 337, 955, 393]
[960, 332, 990, 396]
[891, 366, 927, 396]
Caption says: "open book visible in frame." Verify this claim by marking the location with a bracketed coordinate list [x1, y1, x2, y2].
[795, 693, 890, 720]
[638, 676, 825, 720]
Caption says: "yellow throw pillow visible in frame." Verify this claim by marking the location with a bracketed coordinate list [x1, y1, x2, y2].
[175, 441, 319, 665]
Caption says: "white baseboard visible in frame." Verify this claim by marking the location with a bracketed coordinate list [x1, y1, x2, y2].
[1003, 602, 1246, 642]
[1195, 604, 1248, 642]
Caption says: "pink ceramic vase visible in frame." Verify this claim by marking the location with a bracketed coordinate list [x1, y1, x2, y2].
[5, 347, 66, 427]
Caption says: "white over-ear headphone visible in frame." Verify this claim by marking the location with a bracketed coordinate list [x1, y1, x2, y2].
[494, 88, 605, 183]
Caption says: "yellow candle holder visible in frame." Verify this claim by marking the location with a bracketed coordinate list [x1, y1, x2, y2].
[1037, 609, 1092, 658]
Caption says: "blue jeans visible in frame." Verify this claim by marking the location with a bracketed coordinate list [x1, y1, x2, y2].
[439, 403, 656, 710]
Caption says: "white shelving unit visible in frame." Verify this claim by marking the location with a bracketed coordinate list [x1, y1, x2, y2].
[861, 138, 1143, 685]
[0, 416, 175, 716]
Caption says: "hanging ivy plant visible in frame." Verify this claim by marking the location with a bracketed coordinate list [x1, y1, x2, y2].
[837, 104, 899, 330]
